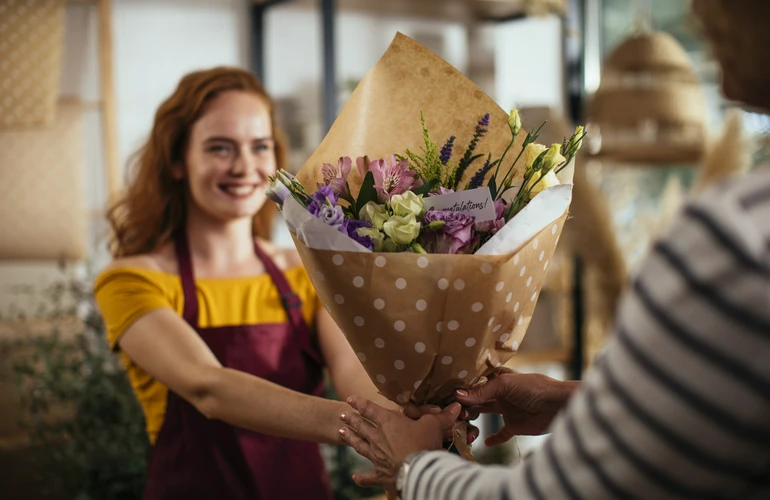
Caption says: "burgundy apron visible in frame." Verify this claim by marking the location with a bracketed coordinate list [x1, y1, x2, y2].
[142, 233, 332, 500]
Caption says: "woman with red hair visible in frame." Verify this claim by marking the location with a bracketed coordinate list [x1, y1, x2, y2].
[94, 67, 392, 499]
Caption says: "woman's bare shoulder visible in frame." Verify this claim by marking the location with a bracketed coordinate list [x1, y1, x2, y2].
[103, 243, 178, 274]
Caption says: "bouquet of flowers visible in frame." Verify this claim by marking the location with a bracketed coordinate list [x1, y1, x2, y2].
[269, 33, 583, 453]
[269, 110, 582, 255]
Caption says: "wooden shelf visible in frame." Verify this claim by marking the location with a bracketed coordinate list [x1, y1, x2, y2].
[505, 348, 571, 367]
[258, 0, 563, 23]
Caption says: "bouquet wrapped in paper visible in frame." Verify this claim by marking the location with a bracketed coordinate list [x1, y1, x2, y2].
[268, 33, 584, 451]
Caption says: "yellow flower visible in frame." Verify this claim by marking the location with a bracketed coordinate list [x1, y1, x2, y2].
[383, 214, 421, 245]
[524, 143, 548, 168]
[508, 109, 521, 136]
[542, 143, 566, 172]
[359, 201, 389, 230]
[569, 125, 584, 152]
[528, 170, 560, 199]
[390, 191, 424, 218]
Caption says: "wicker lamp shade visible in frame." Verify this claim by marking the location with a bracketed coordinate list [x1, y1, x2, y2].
[587, 31, 707, 164]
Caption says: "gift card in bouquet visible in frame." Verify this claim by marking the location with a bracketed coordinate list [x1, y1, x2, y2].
[267, 32, 584, 451]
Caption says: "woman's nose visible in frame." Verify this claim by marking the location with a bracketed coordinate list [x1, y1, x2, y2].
[230, 148, 256, 176]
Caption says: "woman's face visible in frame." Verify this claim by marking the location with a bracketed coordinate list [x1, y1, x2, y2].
[183, 90, 277, 224]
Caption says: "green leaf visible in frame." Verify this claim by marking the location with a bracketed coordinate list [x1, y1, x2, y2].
[412, 178, 438, 196]
[489, 175, 497, 199]
[356, 171, 378, 209]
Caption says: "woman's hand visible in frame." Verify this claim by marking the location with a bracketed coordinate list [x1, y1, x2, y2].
[339, 397, 461, 494]
[455, 372, 579, 446]
[403, 403, 479, 444]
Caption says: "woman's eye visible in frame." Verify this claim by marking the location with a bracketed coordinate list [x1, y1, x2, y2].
[254, 143, 271, 153]
[209, 145, 232, 155]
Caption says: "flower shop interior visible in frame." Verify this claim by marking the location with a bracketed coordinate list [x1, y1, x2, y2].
[1, 0, 768, 499]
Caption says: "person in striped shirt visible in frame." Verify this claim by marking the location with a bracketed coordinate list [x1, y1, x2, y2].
[337, 1, 770, 498]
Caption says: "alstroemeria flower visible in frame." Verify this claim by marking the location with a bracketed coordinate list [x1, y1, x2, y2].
[420, 210, 476, 254]
[365, 155, 421, 202]
[321, 156, 352, 198]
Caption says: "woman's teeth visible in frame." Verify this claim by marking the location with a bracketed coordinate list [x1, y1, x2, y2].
[222, 185, 256, 196]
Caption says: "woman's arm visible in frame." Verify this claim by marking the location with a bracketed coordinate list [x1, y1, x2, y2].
[316, 307, 398, 410]
[119, 308, 347, 444]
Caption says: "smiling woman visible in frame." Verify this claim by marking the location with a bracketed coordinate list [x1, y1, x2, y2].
[108, 69, 285, 257]
[94, 67, 405, 500]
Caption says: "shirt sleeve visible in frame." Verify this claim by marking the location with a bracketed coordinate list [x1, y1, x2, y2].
[405, 174, 770, 499]
[94, 268, 175, 349]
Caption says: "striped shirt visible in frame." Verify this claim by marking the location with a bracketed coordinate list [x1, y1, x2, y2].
[405, 166, 770, 500]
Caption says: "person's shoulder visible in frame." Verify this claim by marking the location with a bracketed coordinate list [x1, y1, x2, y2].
[256, 238, 303, 271]
[94, 244, 179, 291]
[101, 244, 178, 275]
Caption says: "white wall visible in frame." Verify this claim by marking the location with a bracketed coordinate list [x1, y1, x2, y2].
[113, 0, 250, 171]
[0, 0, 249, 317]
[494, 15, 564, 114]
[264, 5, 469, 101]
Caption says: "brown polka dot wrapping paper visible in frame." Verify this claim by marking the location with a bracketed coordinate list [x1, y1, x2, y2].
[287, 33, 574, 406]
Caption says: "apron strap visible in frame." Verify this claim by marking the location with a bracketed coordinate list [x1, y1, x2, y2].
[253, 241, 322, 366]
[174, 231, 200, 327]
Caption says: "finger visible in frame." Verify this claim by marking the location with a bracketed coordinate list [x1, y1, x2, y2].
[455, 377, 504, 406]
[339, 426, 373, 458]
[403, 404, 441, 419]
[347, 396, 388, 427]
[352, 471, 384, 489]
[340, 411, 378, 442]
[466, 424, 480, 444]
[485, 425, 516, 447]
[433, 402, 461, 429]
[460, 402, 499, 420]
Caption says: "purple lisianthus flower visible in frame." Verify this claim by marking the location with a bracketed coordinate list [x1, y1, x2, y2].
[420, 210, 476, 254]
[427, 187, 455, 197]
[341, 218, 374, 250]
[307, 184, 338, 217]
[266, 179, 291, 205]
[316, 205, 345, 229]
[321, 156, 352, 198]
[368, 155, 421, 202]
[475, 199, 507, 234]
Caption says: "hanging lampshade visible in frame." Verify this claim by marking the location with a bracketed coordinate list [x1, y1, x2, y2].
[587, 31, 707, 164]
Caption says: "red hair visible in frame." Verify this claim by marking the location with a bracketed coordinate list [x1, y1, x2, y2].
[108, 67, 285, 257]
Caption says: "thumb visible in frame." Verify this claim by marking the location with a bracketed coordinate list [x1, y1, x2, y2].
[455, 377, 502, 406]
[485, 425, 516, 447]
[434, 402, 461, 428]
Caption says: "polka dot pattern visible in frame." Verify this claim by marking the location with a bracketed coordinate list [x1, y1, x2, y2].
[292, 213, 567, 403]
